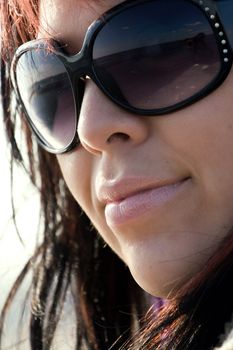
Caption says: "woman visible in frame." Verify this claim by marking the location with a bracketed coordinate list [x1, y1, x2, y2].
[1, 0, 233, 348]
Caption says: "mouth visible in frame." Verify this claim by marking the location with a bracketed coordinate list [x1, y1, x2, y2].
[103, 177, 191, 227]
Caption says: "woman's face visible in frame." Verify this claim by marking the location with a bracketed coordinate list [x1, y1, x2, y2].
[40, 0, 233, 297]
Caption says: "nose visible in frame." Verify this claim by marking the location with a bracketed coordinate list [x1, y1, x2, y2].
[77, 81, 149, 155]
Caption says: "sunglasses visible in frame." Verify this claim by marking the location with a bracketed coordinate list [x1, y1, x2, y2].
[11, 0, 233, 154]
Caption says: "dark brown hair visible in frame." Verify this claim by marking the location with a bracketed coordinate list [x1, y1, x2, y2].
[1, 1, 233, 349]
[0, 1, 146, 349]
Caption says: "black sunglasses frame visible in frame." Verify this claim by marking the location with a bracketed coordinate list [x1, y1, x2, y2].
[11, 0, 233, 154]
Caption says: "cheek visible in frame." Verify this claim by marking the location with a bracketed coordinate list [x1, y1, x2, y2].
[56, 150, 93, 209]
[158, 80, 233, 195]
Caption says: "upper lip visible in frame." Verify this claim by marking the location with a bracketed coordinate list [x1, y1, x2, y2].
[97, 176, 188, 205]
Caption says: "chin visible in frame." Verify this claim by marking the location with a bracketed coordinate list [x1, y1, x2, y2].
[126, 256, 196, 299]
[127, 265, 168, 298]
[130, 270, 184, 299]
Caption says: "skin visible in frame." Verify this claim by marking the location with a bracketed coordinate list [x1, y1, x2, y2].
[39, 0, 233, 298]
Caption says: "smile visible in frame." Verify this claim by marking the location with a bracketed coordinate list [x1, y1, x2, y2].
[104, 178, 190, 227]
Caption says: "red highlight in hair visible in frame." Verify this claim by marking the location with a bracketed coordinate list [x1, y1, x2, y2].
[1, 0, 39, 59]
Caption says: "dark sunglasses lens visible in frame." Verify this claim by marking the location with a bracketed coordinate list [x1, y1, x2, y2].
[16, 49, 76, 151]
[93, 0, 221, 111]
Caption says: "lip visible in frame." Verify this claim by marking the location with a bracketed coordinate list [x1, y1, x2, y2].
[97, 177, 190, 227]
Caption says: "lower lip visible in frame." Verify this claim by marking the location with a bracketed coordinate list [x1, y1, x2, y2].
[105, 179, 189, 227]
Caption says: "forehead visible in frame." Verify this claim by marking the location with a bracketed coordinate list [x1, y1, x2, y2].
[39, 0, 125, 51]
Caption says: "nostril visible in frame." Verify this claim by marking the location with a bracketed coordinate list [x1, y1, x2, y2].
[107, 132, 130, 144]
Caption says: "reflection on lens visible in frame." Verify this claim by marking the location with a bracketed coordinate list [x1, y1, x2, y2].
[93, 0, 221, 110]
[16, 49, 76, 150]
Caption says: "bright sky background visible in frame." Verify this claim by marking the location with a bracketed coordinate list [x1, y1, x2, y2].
[0, 126, 37, 291]
[0, 113, 40, 348]
[0, 121, 39, 295]
[0, 113, 75, 349]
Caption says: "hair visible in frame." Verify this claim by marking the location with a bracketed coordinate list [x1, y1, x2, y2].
[1, 1, 233, 349]
[0, 1, 146, 349]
